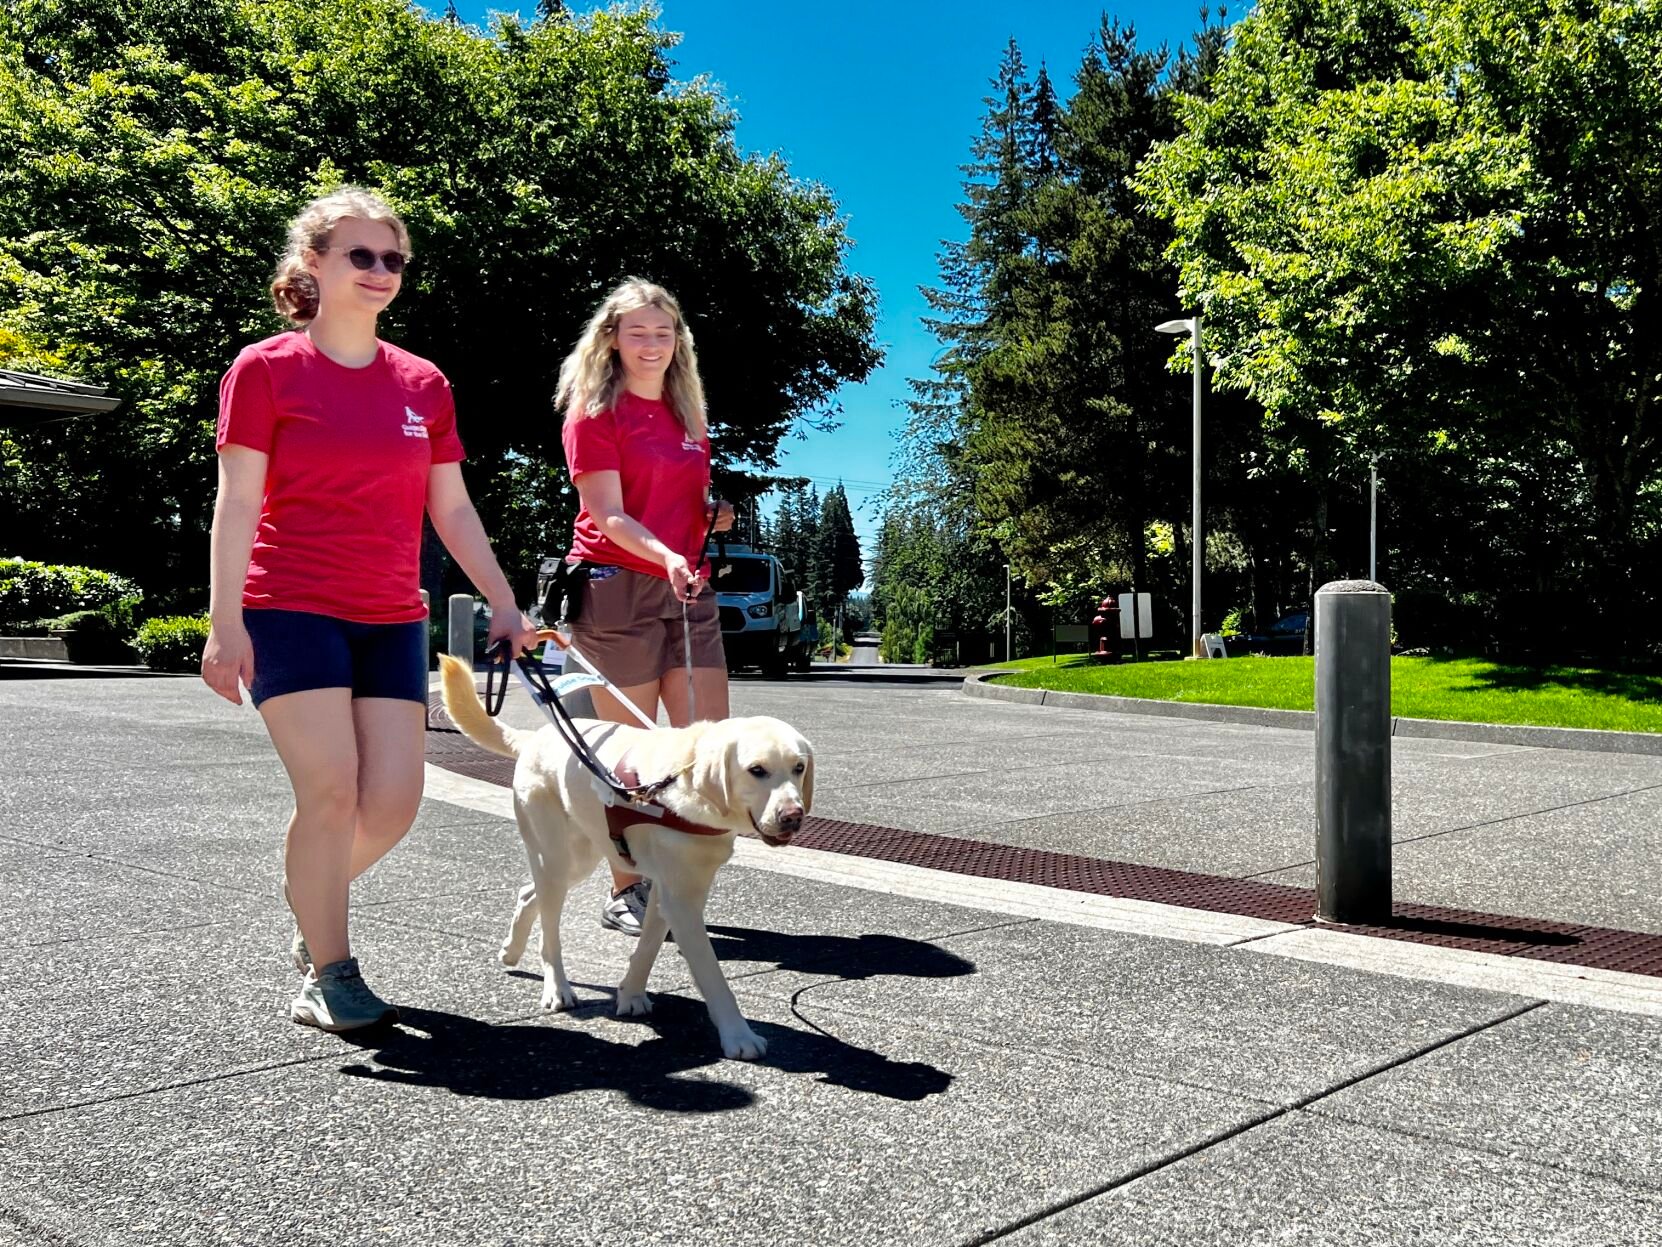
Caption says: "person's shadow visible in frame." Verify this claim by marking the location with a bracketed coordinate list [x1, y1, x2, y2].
[337, 928, 971, 1107]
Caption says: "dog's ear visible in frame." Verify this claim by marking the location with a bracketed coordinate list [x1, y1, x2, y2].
[799, 740, 814, 811]
[692, 721, 740, 815]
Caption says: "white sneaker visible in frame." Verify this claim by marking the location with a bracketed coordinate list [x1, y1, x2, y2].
[600, 880, 651, 937]
[289, 958, 399, 1032]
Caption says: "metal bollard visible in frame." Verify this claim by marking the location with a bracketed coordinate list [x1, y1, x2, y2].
[448, 593, 474, 667]
[1314, 579, 1393, 923]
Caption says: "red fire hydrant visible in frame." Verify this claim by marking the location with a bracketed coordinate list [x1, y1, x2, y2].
[1092, 596, 1120, 662]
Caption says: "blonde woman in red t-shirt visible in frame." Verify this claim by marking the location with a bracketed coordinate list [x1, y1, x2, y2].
[556, 279, 735, 935]
[202, 187, 538, 1032]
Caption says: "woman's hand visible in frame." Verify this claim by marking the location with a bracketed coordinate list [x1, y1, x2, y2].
[201, 619, 255, 705]
[487, 599, 540, 658]
[709, 500, 736, 533]
[664, 552, 705, 602]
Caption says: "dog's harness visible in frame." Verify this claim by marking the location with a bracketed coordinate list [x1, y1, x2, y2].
[483, 639, 732, 867]
[603, 756, 731, 866]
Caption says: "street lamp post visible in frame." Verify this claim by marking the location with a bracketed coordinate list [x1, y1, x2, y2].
[1156, 315, 1204, 658]
[1369, 456, 1379, 583]
[1004, 563, 1011, 662]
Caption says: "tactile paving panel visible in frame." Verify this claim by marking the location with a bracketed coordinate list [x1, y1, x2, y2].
[425, 702, 1662, 980]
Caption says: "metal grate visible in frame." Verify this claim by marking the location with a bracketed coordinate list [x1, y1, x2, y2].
[424, 718, 1662, 980]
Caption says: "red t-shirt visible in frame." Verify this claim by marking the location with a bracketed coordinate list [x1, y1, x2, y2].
[562, 391, 711, 580]
[216, 332, 465, 624]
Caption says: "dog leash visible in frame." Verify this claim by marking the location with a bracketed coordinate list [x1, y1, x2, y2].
[681, 495, 725, 722]
[483, 639, 657, 796]
[482, 638, 727, 865]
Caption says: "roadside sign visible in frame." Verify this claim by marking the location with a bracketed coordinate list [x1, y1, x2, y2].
[1118, 593, 1152, 639]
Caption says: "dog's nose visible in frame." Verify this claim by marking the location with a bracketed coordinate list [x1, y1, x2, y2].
[776, 805, 804, 835]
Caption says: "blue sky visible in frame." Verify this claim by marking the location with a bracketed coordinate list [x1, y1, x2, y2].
[453, 1, 1220, 555]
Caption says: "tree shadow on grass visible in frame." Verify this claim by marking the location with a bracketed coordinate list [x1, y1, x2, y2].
[1419, 652, 1662, 704]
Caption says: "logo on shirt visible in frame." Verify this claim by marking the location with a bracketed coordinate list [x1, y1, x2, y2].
[402, 406, 429, 439]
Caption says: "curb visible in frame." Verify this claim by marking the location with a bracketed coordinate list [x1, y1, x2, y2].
[962, 670, 1662, 757]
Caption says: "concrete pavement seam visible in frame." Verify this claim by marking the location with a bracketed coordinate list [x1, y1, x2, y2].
[24, 919, 223, 950]
[0, 1001, 574, 1127]
[774, 986, 1289, 1115]
[0, 837, 274, 899]
[957, 998, 1549, 1246]
[1301, 1102, 1662, 1197]
[0, 1054, 329, 1126]
[1238, 777, 1662, 881]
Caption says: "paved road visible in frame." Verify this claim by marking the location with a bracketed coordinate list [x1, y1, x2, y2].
[1, 671, 1657, 1245]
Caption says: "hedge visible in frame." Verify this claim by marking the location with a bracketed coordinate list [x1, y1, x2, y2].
[0, 558, 142, 631]
[131, 614, 211, 673]
[44, 609, 136, 664]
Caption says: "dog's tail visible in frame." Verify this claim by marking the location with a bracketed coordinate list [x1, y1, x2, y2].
[437, 654, 528, 759]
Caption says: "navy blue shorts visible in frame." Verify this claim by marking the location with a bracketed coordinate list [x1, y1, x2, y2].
[243, 608, 428, 708]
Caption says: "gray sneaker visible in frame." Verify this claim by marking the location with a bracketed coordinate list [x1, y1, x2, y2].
[600, 880, 651, 937]
[282, 881, 309, 973]
[289, 958, 399, 1032]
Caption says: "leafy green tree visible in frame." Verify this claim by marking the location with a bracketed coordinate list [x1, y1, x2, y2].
[0, 0, 879, 608]
[1138, 0, 1662, 648]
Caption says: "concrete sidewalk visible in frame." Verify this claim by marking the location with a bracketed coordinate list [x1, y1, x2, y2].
[1, 675, 1658, 1245]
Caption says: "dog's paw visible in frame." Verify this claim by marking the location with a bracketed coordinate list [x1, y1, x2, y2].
[499, 943, 523, 968]
[719, 1026, 768, 1061]
[541, 982, 578, 1012]
[615, 989, 653, 1017]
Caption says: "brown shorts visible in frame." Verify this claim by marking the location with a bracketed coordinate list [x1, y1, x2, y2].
[570, 566, 725, 688]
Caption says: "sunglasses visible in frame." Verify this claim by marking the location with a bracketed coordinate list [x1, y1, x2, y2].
[335, 246, 408, 275]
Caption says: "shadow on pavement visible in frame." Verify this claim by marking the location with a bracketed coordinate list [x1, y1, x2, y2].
[705, 925, 977, 982]
[0, 662, 174, 679]
[336, 1000, 754, 1112]
[1383, 913, 1580, 946]
[335, 987, 956, 1108]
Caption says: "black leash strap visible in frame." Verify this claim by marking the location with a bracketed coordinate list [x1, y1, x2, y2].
[482, 639, 670, 808]
[694, 495, 724, 577]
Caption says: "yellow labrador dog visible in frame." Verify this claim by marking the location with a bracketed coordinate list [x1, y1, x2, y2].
[438, 656, 812, 1060]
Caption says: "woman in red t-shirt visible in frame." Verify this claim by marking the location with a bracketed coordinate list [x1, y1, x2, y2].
[202, 187, 537, 1032]
[556, 279, 734, 935]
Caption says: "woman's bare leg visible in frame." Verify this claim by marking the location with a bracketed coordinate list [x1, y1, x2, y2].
[347, 698, 427, 879]
[260, 688, 357, 969]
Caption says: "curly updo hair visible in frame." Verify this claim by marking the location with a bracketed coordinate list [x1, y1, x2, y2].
[270, 187, 410, 325]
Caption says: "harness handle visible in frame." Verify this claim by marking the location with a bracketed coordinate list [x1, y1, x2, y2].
[482, 638, 672, 806]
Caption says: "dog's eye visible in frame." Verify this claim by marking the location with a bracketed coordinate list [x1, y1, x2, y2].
[792, 763, 805, 775]
[747, 764, 769, 778]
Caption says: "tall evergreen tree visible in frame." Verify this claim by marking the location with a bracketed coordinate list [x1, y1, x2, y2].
[814, 483, 863, 621]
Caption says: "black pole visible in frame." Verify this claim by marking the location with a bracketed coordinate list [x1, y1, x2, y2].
[1314, 578, 1393, 923]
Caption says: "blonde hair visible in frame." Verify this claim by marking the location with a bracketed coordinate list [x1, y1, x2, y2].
[270, 187, 411, 325]
[555, 279, 708, 441]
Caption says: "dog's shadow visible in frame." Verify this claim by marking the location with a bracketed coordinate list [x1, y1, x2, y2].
[703, 924, 976, 984]
[707, 924, 970, 1100]
[339, 928, 969, 1108]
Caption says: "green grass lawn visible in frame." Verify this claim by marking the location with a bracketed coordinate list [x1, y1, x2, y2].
[981, 653, 1662, 734]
